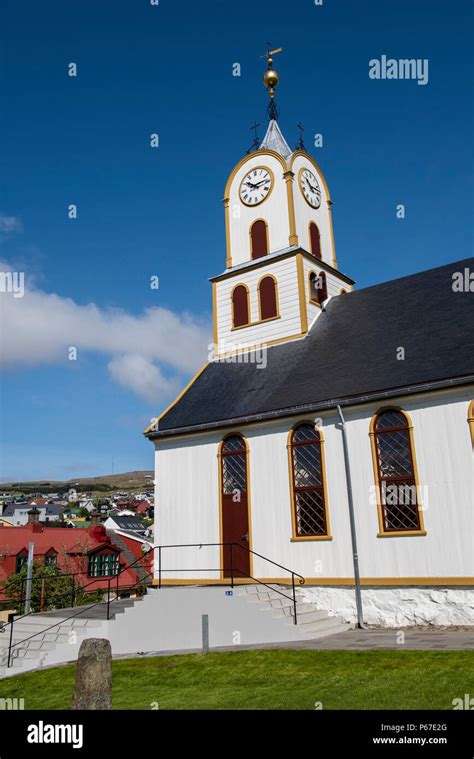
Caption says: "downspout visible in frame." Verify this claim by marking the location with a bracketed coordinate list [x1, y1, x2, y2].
[336, 405, 366, 629]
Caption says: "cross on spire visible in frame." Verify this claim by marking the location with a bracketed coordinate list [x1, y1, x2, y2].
[246, 121, 261, 154]
[296, 122, 306, 151]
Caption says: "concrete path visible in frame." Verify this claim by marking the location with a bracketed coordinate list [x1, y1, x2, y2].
[113, 628, 474, 660]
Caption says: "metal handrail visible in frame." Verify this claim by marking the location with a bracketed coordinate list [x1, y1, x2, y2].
[155, 542, 305, 624]
[1, 542, 305, 667]
[2, 571, 152, 668]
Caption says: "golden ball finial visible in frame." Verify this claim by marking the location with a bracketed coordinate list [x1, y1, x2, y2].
[263, 67, 279, 95]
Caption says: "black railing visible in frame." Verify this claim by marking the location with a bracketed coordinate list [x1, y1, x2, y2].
[1, 552, 153, 668]
[156, 542, 305, 624]
[0, 543, 305, 668]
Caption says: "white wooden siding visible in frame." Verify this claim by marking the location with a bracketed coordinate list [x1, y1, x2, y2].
[215, 256, 302, 352]
[154, 387, 474, 582]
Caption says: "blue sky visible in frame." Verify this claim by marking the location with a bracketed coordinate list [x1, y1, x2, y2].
[1, 0, 472, 481]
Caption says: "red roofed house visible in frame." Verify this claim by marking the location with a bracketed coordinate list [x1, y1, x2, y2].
[0, 510, 142, 607]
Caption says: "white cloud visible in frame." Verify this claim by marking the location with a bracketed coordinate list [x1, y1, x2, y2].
[0, 215, 23, 233]
[0, 260, 211, 405]
[108, 354, 181, 405]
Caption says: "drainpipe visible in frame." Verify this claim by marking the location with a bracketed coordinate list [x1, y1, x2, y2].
[336, 405, 366, 629]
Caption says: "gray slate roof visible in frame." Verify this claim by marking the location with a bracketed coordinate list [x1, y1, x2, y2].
[149, 258, 474, 437]
[108, 516, 146, 531]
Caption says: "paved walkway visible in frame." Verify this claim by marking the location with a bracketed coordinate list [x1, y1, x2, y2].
[281, 628, 474, 651]
[115, 628, 474, 660]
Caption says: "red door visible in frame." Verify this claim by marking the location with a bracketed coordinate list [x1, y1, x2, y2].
[221, 435, 251, 579]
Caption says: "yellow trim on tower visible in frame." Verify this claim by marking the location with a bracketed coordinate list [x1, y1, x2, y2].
[290, 151, 338, 269]
[217, 432, 254, 579]
[369, 407, 427, 537]
[212, 282, 218, 346]
[144, 362, 210, 434]
[224, 198, 232, 268]
[296, 253, 308, 334]
[287, 421, 332, 542]
[468, 400, 474, 446]
[283, 170, 298, 246]
[215, 331, 306, 360]
[224, 149, 288, 200]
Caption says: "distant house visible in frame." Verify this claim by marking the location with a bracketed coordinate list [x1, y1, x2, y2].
[78, 499, 95, 513]
[0, 511, 141, 607]
[103, 515, 147, 534]
[2, 503, 63, 526]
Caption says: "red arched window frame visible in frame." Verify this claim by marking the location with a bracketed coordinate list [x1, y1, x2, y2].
[232, 285, 250, 328]
[371, 409, 424, 534]
[258, 276, 278, 321]
[309, 271, 328, 305]
[250, 220, 268, 259]
[289, 424, 330, 538]
[309, 222, 321, 258]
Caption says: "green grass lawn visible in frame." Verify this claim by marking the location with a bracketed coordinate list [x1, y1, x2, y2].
[0, 650, 471, 710]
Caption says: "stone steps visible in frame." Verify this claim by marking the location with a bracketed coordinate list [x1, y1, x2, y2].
[0, 597, 143, 675]
[238, 583, 351, 638]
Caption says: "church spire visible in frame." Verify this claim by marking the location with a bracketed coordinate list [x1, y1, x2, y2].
[258, 46, 292, 159]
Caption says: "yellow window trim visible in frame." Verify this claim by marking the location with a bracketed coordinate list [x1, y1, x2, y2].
[287, 420, 332, 541]
[231, 282, 251, 329]
[307, 269, 323, 307]
[257, 273, 280, 322]
[231, 315, 281, 332]
[217, 432, 254, 579]
[369, 406, 427, 537]
[249, 218, 270, 260]
[296, 253, 308, 333]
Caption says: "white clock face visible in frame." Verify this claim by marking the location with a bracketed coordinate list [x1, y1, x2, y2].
[239, 167, 273, 206]
[299, 168, 321, 208]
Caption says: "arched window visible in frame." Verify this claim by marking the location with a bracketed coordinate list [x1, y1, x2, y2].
[370, 409, 425, 535]
[288, 423, 330, 538]
[250, 219, 268, 259]
[258, 275, 278, 321]
[309, 271, 328, 305]
[309, 222, 321, 258]
[232, 284, 249, 328]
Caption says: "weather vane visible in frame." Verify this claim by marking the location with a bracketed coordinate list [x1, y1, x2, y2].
[261, 44, 283, 121]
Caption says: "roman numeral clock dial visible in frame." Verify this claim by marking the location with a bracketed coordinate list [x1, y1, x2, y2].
[239, 167, 274, 206]
[299, 168, 321, 209]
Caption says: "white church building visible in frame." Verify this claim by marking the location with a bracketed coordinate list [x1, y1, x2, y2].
[145, 57, 473, 627]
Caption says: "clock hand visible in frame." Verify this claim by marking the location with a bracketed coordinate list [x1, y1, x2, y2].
[254, 179, 270, 188]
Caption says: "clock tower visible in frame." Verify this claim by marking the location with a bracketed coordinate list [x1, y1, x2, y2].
[211, 50, 354, 358]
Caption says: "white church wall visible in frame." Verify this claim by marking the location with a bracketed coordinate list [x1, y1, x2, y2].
[153, 386, 473, 589]
[154, 433, 222, 580]
[215, 255, 302, 353]
[226, 152, 291, 267]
